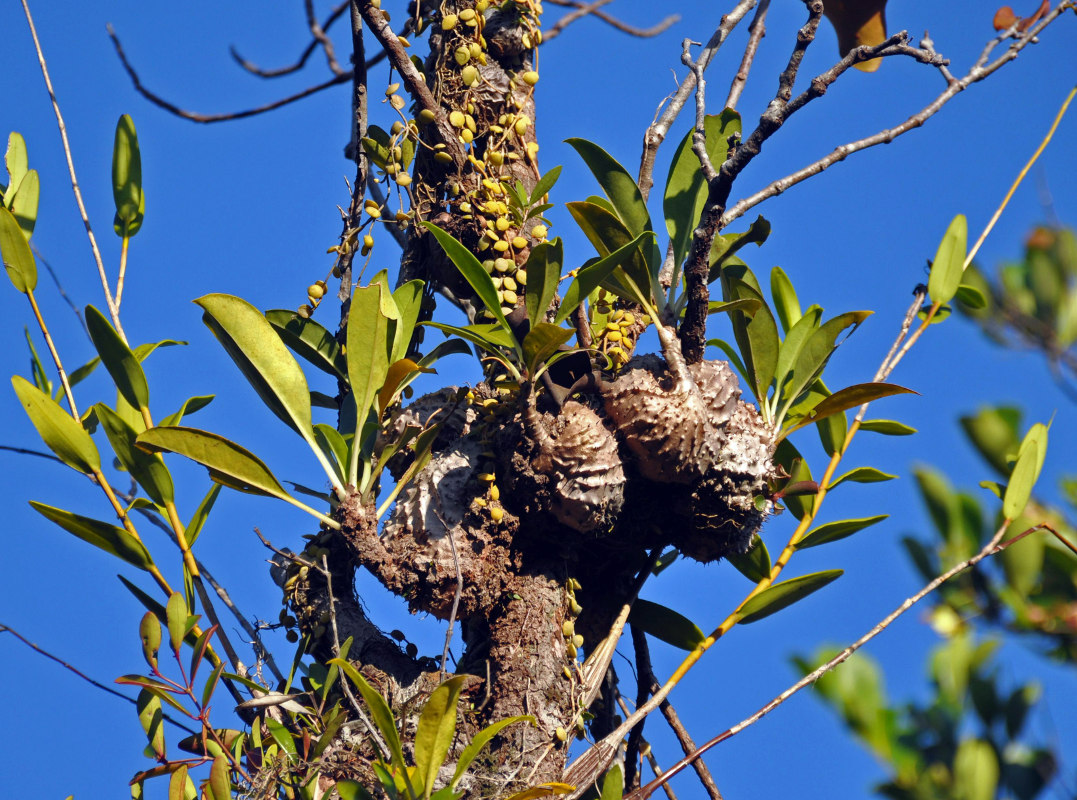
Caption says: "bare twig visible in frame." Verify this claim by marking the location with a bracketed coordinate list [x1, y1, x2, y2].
[0, 622, 199, 736]
[231, 1, 350, 77]
[305, 0, 346, 75]
[0, 444, 61, 461]
[682, 40, 718, 183]
[725, 0, 770, 111]
[542, 0, 679, 44]
[617, 688, 677, 800]
[20, 0, 123, 340]
[627, 520, 1034, 799]
[30, 244, 88, 336]
[320, 553, 368, 721]
[638, 0, 757, 201]
[719, 4, 1075, 229]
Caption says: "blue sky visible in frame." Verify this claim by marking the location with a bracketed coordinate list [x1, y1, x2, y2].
[1, 2, 1076, 797]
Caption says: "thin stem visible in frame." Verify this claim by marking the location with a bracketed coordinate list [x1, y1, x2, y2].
[25, 289, 78, 417]
[115, 236, 130, 311]
[725, 0, 770, 111]
[20, 0, 124, 341]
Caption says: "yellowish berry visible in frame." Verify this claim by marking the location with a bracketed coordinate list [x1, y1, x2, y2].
[385, 83, 400, 96]
[363, 234, 375, 248]
[502, 289, 518, 305]
[454, 47, 471, 66]
[515, 268, 527, 285]
[460, 129, 474, 144]
[511, 236, 528, 249]
[449, 110, 466, 128]
[459, 8, 476, 21]
[493, 240, 509, 252]
[521, 70, 540, 86]
[307, 282, 326, 300]
[441, 13, 458, 29]
[418, 109, 436, 124]
[396, 174, 412, 187]
[530, 224, 548, 239]
[461, 65, 480, 86]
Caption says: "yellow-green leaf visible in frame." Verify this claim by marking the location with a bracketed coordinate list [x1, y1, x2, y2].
[87, 305, 150, 410]
[797, 515, 889, 550]
[112, 114, 144, 237]
[97, 403, 174, 505]
[737, 569, 843, 624]
[30, 501, 153, 570]
[0, 205, 36, 292]
[165, 592, 187, 653]
[927, 214, 967, 306]
[451, 716, 534, 791]
[12, 375, 98, 473]
[629, 599, 706, 651]
[413, 675, 471, 799]
[10, 168, 39, 239]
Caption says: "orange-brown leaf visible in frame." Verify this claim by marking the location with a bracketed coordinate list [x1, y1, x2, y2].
[822, 0, 888, 72]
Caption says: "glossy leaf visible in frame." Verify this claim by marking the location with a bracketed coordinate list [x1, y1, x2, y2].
[30, 501, 153, 570]
[774, 439, 815, 521]
[1003, 435, 1042, 520]
[197, 294, 314, 437]
[770, 266, 802, 333]
[137, 689, 166, 759]
[556, 230, 656, 324]
[566, 138, 651, 237]
[423, 222, 510, 334]
[0, 205, 36, 292]
[725, 276, 778, 402]
[413, 675, 470, 799]
[1000, 515, 1045, 598]
[112, 114, 144, 237]
[737, 569, 843, 624]
[159, 395, 214, 428]
[208, 755, 230, 800]
[97, 404, 175, 505]
[347, 282, 393, 444]
[629, 599, 706, 651]
[391, 279, 425, 363]
[725, 534, 772, 582]
[782, 311, 871, 414]
[773, 306, 823, 404]
[378, 358, 426, 418]
[10, 168, 39, 239]
[184, 483, 221, 549]
[523, 323, 574, 376]
[524, 238, 563, 329]
[265, 309, 347, 378]
[139, 612, 161, 668]
[529, 165, 562, 204]
[424, 321, 516, 353]
[165, 592, 187, 653]
[565, 200, 653, 303]
[797, 515, 889, 550]
[782, 382, 915, 437]
[828, 467, 897, 489]
[708, 216, 771, 279]
[12, 375, 99, 473]
[4, 133, 28, 203]
[451, 716, 533, 791]
[955, 283, 986, 309]
[664, 111, 740, 267]
[927, 214, 967, 306]
[859, 418, 916, 436]
[86, 305, 150, 410]
[136, 426, 291, 500]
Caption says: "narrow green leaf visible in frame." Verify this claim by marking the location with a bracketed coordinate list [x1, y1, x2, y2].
[797, 515, 889, 550]
[773, 306, 823, 406]
[208, 755, 230, 800]
[565, 201, 653, 304]
[629, 599, 706, 651]
[4, 133, 28, 204]
[529, 165, 562, 204]
[97, 404, 175, 505]
[859, 419, 917, 436]
[708, 216, 771, 279]
[198, 294, 315, 438]
[424, 321, 516, 353]
[347, 283, 394, 440]
[556, 231, 656, 324]
[1003, 441, 1039, 520]
[664, 111, 740, 267]
[828, 467, 897, 489]
[737, 569, 844, 624]
[524, 238, 563, 329]
[391, 279, 425, 363]
[725, 276, 778, 403]
[725, 534, 772, 582]
[566, 138, 651, 237]
[86, 305, 150, 410]
[112, 115, 144, 237]
[414, 675, 471, 799]
[927, 214, 967, 306]
[523, 323, 574, 376]
[136, 426, 291, 500]
[953, 738, 999, 800]
[599, 763, 624, 800]
[782, 383, 915, 437]
[168, 764, 190, 800]
[159, 395, 214, 428]
[185, 481, 219, 550]
[266, 309, 347, 378]
[0, 205, 37, 292]
[12, 375, 99, 473]
[165, 592, 187, 653]
[782, 310, 871, 414]
[423, 222, 511, 335]
[30, 501, 153, 571]
[314, 424, 349, 483]
[137, 689, 165, 759]
[451, 716, 533, 791]
[10, 168, 39, 239]
[770, 266, 802, 333]
[955, 283, 986, 309]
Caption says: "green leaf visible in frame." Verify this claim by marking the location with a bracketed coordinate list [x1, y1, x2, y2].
[86, 305, 150, 410]
[159, 395, 214, 428]
[859, 419, 916, 436]
[451, 716, 533, 791]
[136, 426, 292, 500]
[12, 375, 99, 473]
[137, 689, 166, 759]
[770, 266, 802, 333]
[708, 216, 771, 279]
[828, 467, 897, 489]
[773, 306, 822, 406]
[524, 238, 563, 329]
[0, 205, 37, 292]
[797, 515, 889, 550]
[424, 321, 516, 354]
[112, 115, 144, 237]
[165, 592, 187, 653]
[737, 569, 843, 624]
[423, 222, 511, 336]
[185, 483, 221, 548]
[955, 283, 986, 309]
[927, 214, 967, 306]
[265, 309, 347, 378]
[953, 738, 999, 800]
[566, 138, 651, 237]
[999, 515, 1045, 598]
[1003, 431, 1044, 520]
[556, 231, 656, 324]
[347, 283, 395, 436]
[725, 534, 772, 582]
[664, 111, 740, 267]
[725, 276, 778, 402]
[329, 658, 408, 777]
[4, 133, 28, 205]
[529, 165, 562, 204]
[960, 406, 1020, 478]
[197, 294, 314, 437]
[10, 168, 39, 239]
[781, 310, 871, 415]
[629, 599, 706, 651]
[565, 201, 654, 306]
[97, 404, 175, 505]
[523, 323, 574, 376]
[391, 279, 425, 363]
[413, 675, 470, 799]
[599, 763, 624, 800]
[783, 383, 915, 437]
[30, 501, 154, 571]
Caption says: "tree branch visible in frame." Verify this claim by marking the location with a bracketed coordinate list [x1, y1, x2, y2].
[542, 0, 679, 44]
[231, 1, 351, 78]
[725, 0, 770, 111]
